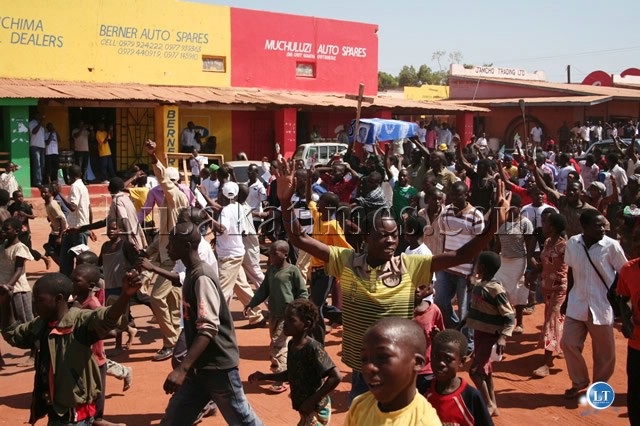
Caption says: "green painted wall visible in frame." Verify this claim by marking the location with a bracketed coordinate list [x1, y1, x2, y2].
[2, 105, 32, 197]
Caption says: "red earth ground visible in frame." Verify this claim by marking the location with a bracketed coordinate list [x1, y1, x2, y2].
[0, 193, 632, 425]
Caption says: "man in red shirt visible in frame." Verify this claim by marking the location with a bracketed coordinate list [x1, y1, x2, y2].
[617, 230, 640, 425]
[317, 162, 361, 204]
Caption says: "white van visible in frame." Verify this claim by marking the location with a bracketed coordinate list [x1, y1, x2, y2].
[293, 142, 348, 168]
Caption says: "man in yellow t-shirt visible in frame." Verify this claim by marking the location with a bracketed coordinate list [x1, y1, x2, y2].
[275, 158, 510, 404]
[95, 123, 115, 182]
[346, 318, 442, 426]
[307, 192, 351, 345]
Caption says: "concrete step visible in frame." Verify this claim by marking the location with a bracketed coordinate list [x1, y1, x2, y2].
[26, 183, 111, 215]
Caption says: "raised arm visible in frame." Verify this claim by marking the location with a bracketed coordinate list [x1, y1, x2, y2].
[529, 162, 561, 204]
[495, 159, 514, 190]
[383, 145, 394, 180]
[277, 159, 330, 263]
[431, 180, 510, 272]
[456, 137, 474, 171]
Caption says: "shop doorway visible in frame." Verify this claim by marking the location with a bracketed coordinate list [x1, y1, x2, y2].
[68, 107, 117, 178]
[296, 111, 310, 145]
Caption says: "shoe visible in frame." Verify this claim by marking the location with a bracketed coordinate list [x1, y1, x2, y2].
[123, 366, 133, 391]
[193, 401, 218, 424]
[243, 319, 267, 329]
[513, 326, 524, 335]
[153, 346, 174, 361]
[564, 387, 583, 399]
[532, 365, 550, 377]
[523, 306, 535, 315]
[268, 382, 289, 393]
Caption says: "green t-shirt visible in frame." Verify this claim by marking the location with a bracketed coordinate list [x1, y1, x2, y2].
[392, 181, 418, 219]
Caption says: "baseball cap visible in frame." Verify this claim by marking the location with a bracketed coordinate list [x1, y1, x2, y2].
[166, 167, 179, 181]
[222, 181, 239, 199]
[590, 181, 606, 193]
[209, 163, 220, 172]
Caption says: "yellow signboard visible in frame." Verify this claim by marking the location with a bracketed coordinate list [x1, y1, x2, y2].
[404, 85, 450, 101]
[0, 0, 231, 87]
[158, 106, 180, 167]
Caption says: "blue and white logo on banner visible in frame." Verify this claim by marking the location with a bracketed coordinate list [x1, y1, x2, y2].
[586, 382, 615, 410]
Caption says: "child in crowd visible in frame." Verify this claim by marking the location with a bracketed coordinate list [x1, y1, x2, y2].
[0, 162, 20, 196]
[0, 272, 139, 425]
[249, 299, 342, 425]
[0, 189, 10, 223]
[465, 251, 515, 417]
[245, 240, 308, 393]
[189, 148, 207, 192]
[99, 219, 139, 351]
[41, 185, 67, 266]
[0, 217, 35, 365]
[346, 317, 442, 425]
[8, 190, 49, 269]
[76, 251, 106, 304]
[75, 251, 133, 393]
[71, 264, 123, 426]
[427, 330, 493, 426]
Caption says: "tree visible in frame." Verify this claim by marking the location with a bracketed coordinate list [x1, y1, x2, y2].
[397, 65, 420, 87]
[378, 71, 398, 91]
[417, 64, 437, 85]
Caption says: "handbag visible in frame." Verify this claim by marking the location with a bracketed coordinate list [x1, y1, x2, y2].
[581, 243, 620, 317]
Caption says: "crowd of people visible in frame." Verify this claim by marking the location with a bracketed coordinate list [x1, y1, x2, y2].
[1, 120, 640, 425]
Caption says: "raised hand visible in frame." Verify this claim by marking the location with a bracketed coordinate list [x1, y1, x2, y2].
[276, 158, 296, 208]
[494, 180, 511, 230]
[145, 140, 157, 155]
[122, 269, 144, 297]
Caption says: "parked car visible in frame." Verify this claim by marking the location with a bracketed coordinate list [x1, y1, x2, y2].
[224, 160, 267, 184]
[575, 138, 638, 161]
[293, 142, 348, 168]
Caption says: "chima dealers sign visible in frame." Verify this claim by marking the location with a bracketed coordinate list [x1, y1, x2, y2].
[450, 64, 546, 82]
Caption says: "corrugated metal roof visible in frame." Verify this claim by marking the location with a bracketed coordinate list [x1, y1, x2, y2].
[0, 78, 488, 112]
[443, 95, 613, 107]
[451, 76, 640, 100]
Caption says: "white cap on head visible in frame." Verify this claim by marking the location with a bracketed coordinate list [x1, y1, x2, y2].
[222, 181, 239, 199]
[166, 167, 179, 182]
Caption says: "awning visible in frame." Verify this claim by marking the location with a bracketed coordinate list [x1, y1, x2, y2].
[0, 78, 488, 113]
[443, 95, 613, 108]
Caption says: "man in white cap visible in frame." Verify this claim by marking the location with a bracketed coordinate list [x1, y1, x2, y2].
[217, 181, 264, 326]
[143, 140, 190, 361]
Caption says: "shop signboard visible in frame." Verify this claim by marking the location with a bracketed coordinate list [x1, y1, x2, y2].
[230, 8, 378, 95]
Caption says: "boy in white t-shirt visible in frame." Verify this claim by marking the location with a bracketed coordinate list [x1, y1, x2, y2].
[217, 181, 264, 325]
[189, 149, 208, 192]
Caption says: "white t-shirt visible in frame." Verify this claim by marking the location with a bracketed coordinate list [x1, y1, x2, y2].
[45, 131, 59, 156]
[68, 179, 90, 227]
[29, 120, 45, 148]
[438, 129, 452, 147]
[180, 128, 200, 150]
[246, 181, 267, 218]
[73, 128, 90, 152]
[556, 165, 574, 193]
[530, 126, 543, 143]
[579, 126, 590, 142]
[405, 243, 432, 256]
[417, 128, 427, 144]
[201, 178, 219, 199]
[190, 156, 207, 175]
[579, 162, 599, 188]
[217, 202, 246, 258]
[521, 203, 557, 229]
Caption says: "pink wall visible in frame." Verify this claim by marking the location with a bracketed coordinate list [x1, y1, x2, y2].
[231, 8, 378, 95]
[275, 108, 297, 157]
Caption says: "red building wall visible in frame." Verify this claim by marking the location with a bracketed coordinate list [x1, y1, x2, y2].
[231, 111, 276, 160]
[230, 8, 378, 96]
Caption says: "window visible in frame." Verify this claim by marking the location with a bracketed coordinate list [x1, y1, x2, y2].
[202, 56, 226, 72]
[296, 62, 315, 78]
[318, 146, 328, 159]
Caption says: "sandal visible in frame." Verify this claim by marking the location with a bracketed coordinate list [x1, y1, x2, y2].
[532, 365, 550, 377]
[513, 326, 524, 335]
[269, 382, 289, 394]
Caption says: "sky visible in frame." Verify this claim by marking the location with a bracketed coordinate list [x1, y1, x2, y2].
[195, 0, 640, 83]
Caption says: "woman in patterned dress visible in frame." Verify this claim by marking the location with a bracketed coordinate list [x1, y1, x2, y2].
[533, 210, 568, 377]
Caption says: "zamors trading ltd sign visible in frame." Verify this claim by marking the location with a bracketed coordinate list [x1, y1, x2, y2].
[264, 39, 367, 61]
[450, 64, 546, 82]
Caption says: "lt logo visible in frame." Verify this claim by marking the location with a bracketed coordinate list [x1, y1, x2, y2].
[586, 381, 615, 410]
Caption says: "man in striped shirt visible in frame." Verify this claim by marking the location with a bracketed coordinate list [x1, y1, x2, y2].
[435, 181, 485, 354]
[275, 159, 509, 404]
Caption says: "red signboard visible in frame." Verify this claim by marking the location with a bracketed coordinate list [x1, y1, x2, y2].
[230, 8, 378, 95]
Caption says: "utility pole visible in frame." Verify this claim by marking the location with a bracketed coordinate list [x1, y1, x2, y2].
[567, 65, 571, 84]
